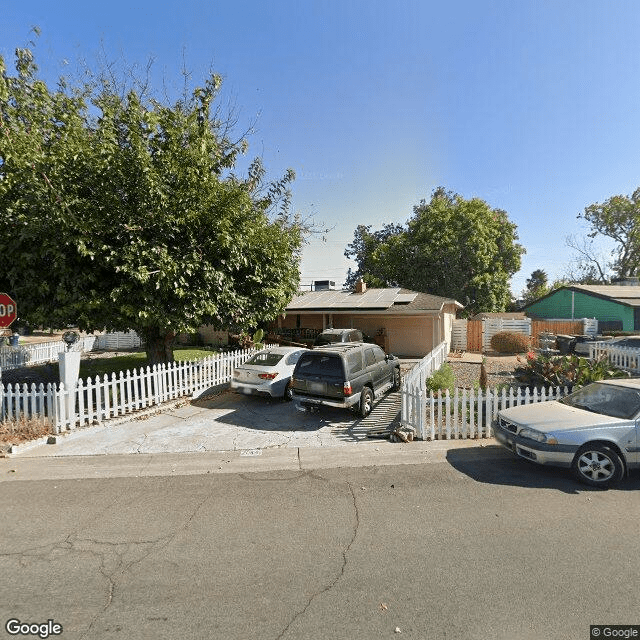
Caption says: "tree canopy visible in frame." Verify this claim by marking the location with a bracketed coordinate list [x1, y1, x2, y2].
[0, 46, 304, 363]
[573, 188, 640, 280]
[344, 188, 524, 315]
[520, 269, 549, 304]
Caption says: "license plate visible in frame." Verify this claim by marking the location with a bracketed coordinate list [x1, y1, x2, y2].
[310, 382, 324, 393]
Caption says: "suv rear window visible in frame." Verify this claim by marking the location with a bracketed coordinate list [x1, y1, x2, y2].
[314, 335, 341, 346]
[296, 353, 344, 377]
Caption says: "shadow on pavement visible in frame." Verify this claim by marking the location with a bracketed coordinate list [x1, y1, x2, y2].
[447, 445, 640, 494]
[191, 387, 401, 443]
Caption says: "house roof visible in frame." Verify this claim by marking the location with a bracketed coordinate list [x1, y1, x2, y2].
[471, 312, 526, 320]
[525, 284, 640, 309]
[285, 288, 463, 314]
[570, 284, 640, 306]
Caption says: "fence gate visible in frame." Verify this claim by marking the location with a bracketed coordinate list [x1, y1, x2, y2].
[466, 320, 483, 352]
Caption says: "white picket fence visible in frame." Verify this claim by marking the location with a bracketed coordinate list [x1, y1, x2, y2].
[423, 385, 569, 441]
[400, 341, 448, 435]
[400, 340, 568, 439]
[0, 347, 263, 431]
[0, 332, 141, 371]
[0, 336, 98, 370]
[590, 342, 640, 374]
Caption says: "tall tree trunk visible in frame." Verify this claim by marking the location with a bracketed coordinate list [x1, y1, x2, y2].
[142, 328, 176, 366]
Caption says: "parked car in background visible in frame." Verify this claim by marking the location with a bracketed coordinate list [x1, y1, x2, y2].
[230, 347, 307, 401]
[291, 342, 400, 417]
[493, 378, 640, 488]
[572, 335, 614, 356]
[313, 328, 363, 347]
[606, 336, 640, 349]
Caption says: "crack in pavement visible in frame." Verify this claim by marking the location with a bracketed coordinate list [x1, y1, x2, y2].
[0, 487, 215, 640]
[78, 489, 214, 639]
[275, 481, 360, 640]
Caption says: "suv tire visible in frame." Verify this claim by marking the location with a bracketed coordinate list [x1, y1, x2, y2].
[359, 387, 373, 418]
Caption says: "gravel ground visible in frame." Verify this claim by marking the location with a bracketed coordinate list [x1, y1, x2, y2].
[447, 354, 522, 389]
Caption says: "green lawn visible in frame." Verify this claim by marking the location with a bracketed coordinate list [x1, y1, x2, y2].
[2, 348, 222, 387]
[80, 348, 218, 379]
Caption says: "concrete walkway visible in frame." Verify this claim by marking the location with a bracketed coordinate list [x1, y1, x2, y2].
[10, 386, 407, 458]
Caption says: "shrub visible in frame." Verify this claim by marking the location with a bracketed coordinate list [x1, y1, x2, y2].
[490, 331, 531, 354]
[426, 362, 455, 395]
[514, 353, 630, 388]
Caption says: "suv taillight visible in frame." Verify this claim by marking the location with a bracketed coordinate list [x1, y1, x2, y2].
[343, 381, 353, 396]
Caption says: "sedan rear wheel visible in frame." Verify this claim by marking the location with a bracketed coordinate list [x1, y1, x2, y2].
[572, 444, 624, 488]
[283, 382, 293, 402]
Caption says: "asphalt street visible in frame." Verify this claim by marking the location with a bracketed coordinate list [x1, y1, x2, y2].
[2, 446, 640, 640]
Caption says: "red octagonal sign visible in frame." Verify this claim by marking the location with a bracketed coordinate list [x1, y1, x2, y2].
[0, 293, 17, 329]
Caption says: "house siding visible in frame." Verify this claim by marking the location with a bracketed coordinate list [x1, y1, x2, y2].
[326, 314, 436, 356]
[527, 289, 634, 331]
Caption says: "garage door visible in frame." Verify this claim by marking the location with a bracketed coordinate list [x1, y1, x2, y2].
[386, 318, 433, 357]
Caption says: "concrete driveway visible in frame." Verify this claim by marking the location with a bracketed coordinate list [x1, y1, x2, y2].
[13, 386, 404, 457]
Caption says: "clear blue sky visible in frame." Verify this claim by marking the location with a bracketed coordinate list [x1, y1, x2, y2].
[4, 0, 640, 297]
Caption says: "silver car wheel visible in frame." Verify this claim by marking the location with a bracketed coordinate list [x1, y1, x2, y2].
[572, 444, 624, 488]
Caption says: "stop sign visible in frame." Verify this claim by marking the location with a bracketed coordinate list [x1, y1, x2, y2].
[0, 293, 17, 328]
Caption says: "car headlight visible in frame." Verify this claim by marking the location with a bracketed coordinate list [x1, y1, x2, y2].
[519, 427, 557, 445]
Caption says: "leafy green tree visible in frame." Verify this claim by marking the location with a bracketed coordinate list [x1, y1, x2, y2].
[344, 223, 404, 289]
[578, 188, 640, 278]
[344, 188, 524, 314]
[0, 46, 303, 364]
[521, 269, 549, 304]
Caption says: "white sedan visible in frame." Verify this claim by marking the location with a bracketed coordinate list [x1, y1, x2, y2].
[230, 347, 307, 401]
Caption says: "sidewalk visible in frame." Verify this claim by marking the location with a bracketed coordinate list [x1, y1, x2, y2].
[0, 437, 501, 481]
[4, 386, 499, 477]
[8, 388, 403, 457]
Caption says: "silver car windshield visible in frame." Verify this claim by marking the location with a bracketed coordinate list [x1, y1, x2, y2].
[244, 353, 284, 367]
[559, 382, 640, 420]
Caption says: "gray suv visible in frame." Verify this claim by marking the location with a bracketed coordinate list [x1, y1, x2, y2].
[291, 343, 400, 417]
[313, 328, 363, 346]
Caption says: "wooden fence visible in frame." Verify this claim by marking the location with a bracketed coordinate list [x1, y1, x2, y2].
[0, 347, 264, 431]
[452, 318, 598, 352]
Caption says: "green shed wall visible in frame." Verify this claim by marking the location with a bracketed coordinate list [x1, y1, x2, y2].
[526, 289, 634, 331]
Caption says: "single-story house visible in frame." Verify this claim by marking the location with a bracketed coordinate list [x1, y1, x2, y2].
[524, 284, 640, 332]
[274, 281, 463, 357]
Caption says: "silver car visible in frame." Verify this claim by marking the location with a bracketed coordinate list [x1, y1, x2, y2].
[230, 347, 307, 401]
[493, 378, 640, 488]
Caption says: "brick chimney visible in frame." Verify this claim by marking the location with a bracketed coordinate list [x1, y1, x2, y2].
[355, 279, 367, 294]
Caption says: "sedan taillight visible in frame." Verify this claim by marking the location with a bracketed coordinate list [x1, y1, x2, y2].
[258, 372, 278, 380]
